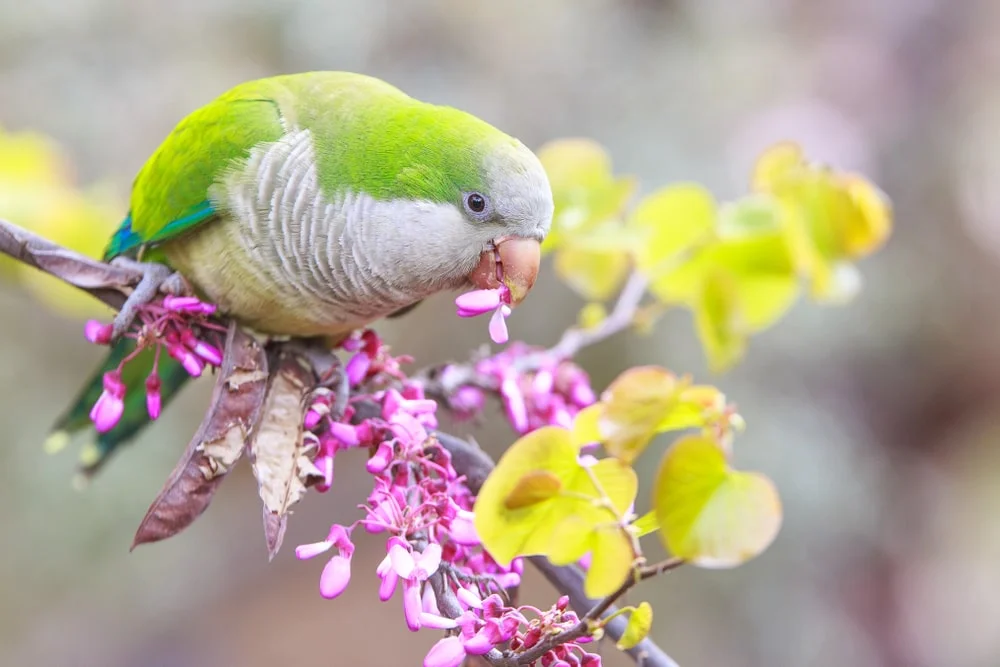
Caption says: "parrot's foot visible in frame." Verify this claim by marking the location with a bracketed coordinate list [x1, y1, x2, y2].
[108, 258, 181, 340]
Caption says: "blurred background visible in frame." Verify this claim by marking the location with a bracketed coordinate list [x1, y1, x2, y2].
[1, 0, 997, 665]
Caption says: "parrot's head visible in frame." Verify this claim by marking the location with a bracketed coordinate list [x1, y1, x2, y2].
[457, 135, 554, 306]
[389, 107, 554, 310]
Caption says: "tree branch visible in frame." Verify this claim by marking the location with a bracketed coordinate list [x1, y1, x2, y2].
[0, 217, 141, 309]
[0, 218, 680, 667]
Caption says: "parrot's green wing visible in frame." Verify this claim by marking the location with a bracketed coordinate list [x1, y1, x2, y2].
[103, 83, 286, 261]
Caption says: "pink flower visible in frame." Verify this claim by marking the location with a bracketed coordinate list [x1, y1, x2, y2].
[448, 509, 480, 546]
[90, 371, 126, 433]
[84, 319, 113, 345]
[377, 539, 443, 631]
[455, 287, 513, 345]
[366, 441, 394, 474]
[145, 373, 162, 420]
[346, 352, 372, 386]
[424, 636, 467, 667]
[298, 524, 355, 600]
[163, 295, 217, 315]
[319, 555, 352, 599]
[82, 296, 224, 437]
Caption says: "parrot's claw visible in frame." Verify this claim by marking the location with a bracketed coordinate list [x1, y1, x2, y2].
[108, 259, 178, 340]
[159, 272, 192, 297]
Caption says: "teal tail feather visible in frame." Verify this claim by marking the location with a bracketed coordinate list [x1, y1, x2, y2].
[45, 337, 193, 479]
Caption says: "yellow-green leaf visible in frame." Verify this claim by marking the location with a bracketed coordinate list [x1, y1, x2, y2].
[751, 141, 805, 193]
[504, 470, 563, 509]
[554, 246, 631, 301]
[547, 515, 596, 566]
[840, 174, 892, 258]
[474, 426, 638, 569]
[598, 366, 682, 463]
[617, 602, 653, 650]
[694, 271, 746, 372]
[585, 523, 635, 598]
[716, 195, 783, 239]
[571, 403, 603, 448]
[630, 183, 716, 276]
[632, 510, 659, 537]
[653, 436, 782, 568]
[536, 138, 637, 254]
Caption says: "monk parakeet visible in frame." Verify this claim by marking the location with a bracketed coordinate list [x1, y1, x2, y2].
[47, 71, 553, 474]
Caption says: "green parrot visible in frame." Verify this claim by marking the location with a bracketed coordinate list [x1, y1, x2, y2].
[46, 71, 553, 475]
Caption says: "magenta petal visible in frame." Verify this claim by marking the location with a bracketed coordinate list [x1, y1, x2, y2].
[303, 409, 322, 430]
[91, 392, 125, 433]
[314, 455, 334, 492]
[571, 380, 597, 407]
[413, 543, 442, 578]
[378, 568, 399, 601]
[389, 542, 416, 579]
[193, 341, 223, 366]
[328, 421, 360, 447]
[501, 376, 529, 433]
[455, 289, 502, 317]
[424, 636, 467, 667]
[456, 586, 483, 610]
[345, 352, 371, 386]
[84, 320, 113, 345]
[488, 306, 510, 344]
[319, 555, 352, 599]
[146, 390, 162, 421]
[295, 540, 334, 560]
[449, 510, 480, 546]
[403, 580, 423, 631]
[163, 296, 202, 312]
[461, 627, 497, 656]
[366, 441, 393, 474]
[422, 582, 439, 614]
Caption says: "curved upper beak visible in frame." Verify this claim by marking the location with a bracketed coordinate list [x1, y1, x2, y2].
[467, 236, 541, 306]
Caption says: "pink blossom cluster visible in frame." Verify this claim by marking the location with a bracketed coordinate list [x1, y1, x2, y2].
[422, 593, 601, 667]
[295, 330, 603, 666]
[82, 296, 224, 433]
[441, 342, 597, 435]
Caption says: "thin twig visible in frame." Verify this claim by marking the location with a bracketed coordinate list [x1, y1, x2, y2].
[545, 270, 649, 361]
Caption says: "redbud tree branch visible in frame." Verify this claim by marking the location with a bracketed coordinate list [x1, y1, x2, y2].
[0, 217, 680, 667]
[436, 431, 682, 667]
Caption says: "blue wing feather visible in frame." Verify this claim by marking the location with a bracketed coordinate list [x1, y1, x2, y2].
[103, 201, 216, 261]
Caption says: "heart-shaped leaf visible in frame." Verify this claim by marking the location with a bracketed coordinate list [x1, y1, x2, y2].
[653, 435, 781, 567]
[617, 602, 653, 650]
[474, 426, 638, 597]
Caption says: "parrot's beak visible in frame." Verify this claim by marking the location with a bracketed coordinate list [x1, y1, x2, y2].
[468, 236, 541, 306]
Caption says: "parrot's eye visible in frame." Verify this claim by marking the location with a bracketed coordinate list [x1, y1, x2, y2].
[464, 192, 489, 216]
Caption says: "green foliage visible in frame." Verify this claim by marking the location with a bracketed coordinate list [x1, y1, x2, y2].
[616, 601, 653, 650]
[475, 137, 891, 660]
[473, 425, 638, 598]
[537, 139, 892, 371]
[475, 364, 773, 585]
[653, 435, 781, 567]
